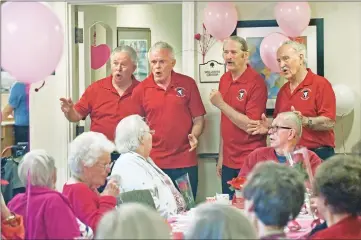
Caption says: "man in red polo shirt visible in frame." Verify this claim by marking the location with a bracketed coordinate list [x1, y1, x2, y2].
[239, 111, 322, 177]
[60, 45, 139, 160]
[247, 40, 336, 160]
[209, 36, 268, 198]
[132, 41, 206, 199]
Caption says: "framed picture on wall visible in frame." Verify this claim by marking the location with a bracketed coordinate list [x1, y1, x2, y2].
[232, 18, 324, 116]
[117, 27, 151, 81]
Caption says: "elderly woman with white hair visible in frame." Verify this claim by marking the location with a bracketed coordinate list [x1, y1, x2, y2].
[184, 203, 257, 239]
[62, 131, 120, 232]
[111, 114, 186, 218]
[96, 203, 171, 239]
[7, 149, 82, 239]
[248, 40, 336, 161]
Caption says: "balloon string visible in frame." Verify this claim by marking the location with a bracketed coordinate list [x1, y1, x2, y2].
[341, 115, 346, 155]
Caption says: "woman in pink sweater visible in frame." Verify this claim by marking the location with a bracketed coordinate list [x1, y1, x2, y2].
[63, 132, 119, 232]
[7, 150, 81, 239]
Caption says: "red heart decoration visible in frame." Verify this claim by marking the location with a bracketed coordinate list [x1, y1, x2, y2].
[91, 44, 110, 70]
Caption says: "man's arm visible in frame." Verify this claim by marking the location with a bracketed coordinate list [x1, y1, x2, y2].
[217, 102, 250, 132]
[1, 104, 14, 121]
[304, 116, 335, 131]
[64, 108, 84, 123]
[60, 98, 85, 122]
[190, 116, 205, 138]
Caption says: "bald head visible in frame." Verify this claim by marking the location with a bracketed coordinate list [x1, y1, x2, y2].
[276, 112, 302, 138]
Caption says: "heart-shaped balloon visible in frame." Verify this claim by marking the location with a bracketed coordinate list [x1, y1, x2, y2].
[91, 44, 111, 70]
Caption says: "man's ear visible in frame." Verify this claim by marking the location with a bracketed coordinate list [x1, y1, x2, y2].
[171, 59, 176, 68]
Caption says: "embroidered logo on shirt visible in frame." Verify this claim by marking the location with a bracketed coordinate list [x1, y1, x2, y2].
[301, 88, 311, 100]
[237, 89, 247, 101]
[175, 87, 186, 97]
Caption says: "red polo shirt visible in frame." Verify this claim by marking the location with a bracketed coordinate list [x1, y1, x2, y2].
[273, 69, 336, 149]
[219, 65, 268, 169]
[74, 75, 139, 141]
[131, 71, 206, 169]
[311, 216, 361, 239]
[238, 147, 322, 177]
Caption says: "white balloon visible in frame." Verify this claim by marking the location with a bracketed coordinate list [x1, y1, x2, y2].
[332, 84, 355, 116]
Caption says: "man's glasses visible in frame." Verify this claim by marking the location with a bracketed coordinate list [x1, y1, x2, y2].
[268, 125, 292, 134]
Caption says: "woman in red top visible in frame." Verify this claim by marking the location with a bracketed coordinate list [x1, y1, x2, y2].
[62, 132, 120, 232]
[311, 155, 361, 239]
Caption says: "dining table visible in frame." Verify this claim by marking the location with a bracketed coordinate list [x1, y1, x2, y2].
[168, 203, 316, 240]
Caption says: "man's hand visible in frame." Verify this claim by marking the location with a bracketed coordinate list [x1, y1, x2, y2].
[216, 162, 222, 177]
[60, 98, 74, 114]
[291, 106, 308, 126]
[209, 89, 224, 109]
[247, 113, 269, 135]
[188, 134, 198, 152]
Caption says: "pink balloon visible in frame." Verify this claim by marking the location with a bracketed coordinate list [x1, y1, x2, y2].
[203, 2, 238, 41]
[91, 44, 111, 70]
[275, 2, 311, 37]
[1, 2, 64, 84]
[260, 32, 290, 73]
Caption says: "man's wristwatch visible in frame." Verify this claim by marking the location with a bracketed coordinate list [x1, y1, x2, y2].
[307, 117, 312, 128]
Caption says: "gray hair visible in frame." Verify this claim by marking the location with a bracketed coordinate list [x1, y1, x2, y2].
[111, 45, 138, 65]
[313, 154, 361, 215]
[223, 35, 249, 52]
[184, 203, 257, 239]
[115, 115, 150, 153]
[18, 149, 56, 188]
[68, 132, 115, 178]
[148, 41, 175, 60]
[243, 161, 305, 227]
[277, 111, 303, 138]
[280, 40, 308, 65]
[95, 203, 171, 239]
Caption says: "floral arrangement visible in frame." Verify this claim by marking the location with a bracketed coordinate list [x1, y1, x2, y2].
[175, 173, 195, 210]
[194, 23, 216, 63]
[227, 176, 247, 191]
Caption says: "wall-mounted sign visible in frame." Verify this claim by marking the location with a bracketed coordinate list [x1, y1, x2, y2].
[199, 60, 226, 83]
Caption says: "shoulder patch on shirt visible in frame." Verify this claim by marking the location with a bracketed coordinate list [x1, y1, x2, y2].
[237, 89, 247, 101]
[301, 88, 311, 100]
[175, 87, 186, 97]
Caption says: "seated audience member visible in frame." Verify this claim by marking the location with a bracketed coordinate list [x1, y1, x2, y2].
[239, 111, 322, 177]
[63, 132, 119, 231]
[111, 115, 186, 218]
[96, 203, 171, 239]
[1, 181, 24, 240]
[243, 161, 305, 239]
[184, 203, 257, 239]
[7, 150, 81, 239]
[310, 155, 361, 239]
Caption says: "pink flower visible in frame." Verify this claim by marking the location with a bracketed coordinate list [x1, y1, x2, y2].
[194, 33, 201, 41]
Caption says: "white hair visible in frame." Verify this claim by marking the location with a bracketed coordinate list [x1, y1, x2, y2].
[184, 203, 258, 239]
[111, 45, 138, 65]
[277, 111, 303, 138]
[281, 40, 308, 65]
[95, 203, 171, 239]
[68, 132, 115, 178]
[18, 149, 56, 188]
[148, 41, 175, 60]
[115, 115, 150, 153]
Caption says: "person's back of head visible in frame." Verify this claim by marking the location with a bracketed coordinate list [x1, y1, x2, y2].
[95, 203, 170, 239]
[243, 161, 305, 228]
[184, 203, 257, 239]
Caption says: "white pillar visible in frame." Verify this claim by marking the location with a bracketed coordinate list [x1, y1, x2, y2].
[182, 2, 195, 79]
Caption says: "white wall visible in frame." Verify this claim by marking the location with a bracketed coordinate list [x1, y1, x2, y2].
[116, 4, 183, 73]
[193, 2, 361, 200]
[29, 2, 71, 191]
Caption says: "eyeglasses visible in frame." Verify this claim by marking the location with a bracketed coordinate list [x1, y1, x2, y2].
[96, 163, 112, 171]
[268, 125, 292, 134]
[144, 129, 155, 135]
